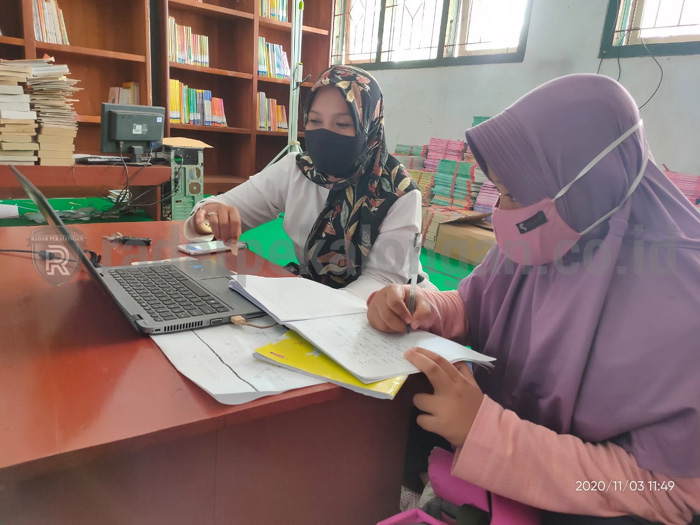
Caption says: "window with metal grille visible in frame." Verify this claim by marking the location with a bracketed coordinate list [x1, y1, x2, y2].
[600, 0, 700, 58]
[332, 0, 533, 69]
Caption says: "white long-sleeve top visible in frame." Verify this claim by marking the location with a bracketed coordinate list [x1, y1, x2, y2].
[184, 153, 432, 299]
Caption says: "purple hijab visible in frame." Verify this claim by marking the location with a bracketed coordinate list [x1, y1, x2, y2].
[461, 74, 700, 478]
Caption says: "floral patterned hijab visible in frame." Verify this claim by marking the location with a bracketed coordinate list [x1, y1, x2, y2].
[295, 65, 417, 288]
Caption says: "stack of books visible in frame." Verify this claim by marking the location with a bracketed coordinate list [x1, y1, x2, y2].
[0, 63, 37, 165]
[407, 169, 434, 207]
[394, 153, 424, 170]
[169, 79, 227, 127]
[168, 17, 210, 68]
[22, 58, 80, 166]
[260, 0, 288, 21]
[395, 144, 426, 156]
[421, 206, 472, 251]
[424, 138, 465, 171]
[257, 38, 291, 80]
[107, 82, 140, 105]
[473, 180, 499, 222]
[257, 92, 288, 132]
[431, 159, 474, 210]
[471, 166, 488, 203]
[664, 169, 700, 206]
[32, 0, 69, 45]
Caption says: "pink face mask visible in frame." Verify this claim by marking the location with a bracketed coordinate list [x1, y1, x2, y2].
[491, 121, 648, 266]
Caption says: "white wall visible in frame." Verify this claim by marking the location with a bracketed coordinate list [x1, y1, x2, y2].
[373, 0, 700, 174]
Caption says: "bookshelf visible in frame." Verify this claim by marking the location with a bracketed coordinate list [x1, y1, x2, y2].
[155, 0, 333, 194]
[0, 0, 153, 156]
[0, 0, 333, 194]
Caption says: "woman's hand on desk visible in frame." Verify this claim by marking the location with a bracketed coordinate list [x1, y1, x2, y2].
[367, 284, 437, 333]
[193, 203, 242, 243]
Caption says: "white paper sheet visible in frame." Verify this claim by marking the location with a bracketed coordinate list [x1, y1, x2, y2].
[229, 275, 367, 323]
[151, 320, 322, 405]
[286, 313, 495, 384]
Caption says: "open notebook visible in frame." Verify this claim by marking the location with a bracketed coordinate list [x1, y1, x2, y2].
[229, 276, 494, 384]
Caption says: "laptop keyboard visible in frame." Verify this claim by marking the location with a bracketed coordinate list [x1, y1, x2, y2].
[108, 266, 230, 322]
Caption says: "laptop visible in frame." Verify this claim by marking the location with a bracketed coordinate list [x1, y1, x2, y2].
[11, 165, 264, 334]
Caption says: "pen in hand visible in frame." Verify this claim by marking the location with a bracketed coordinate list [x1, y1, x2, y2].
[406, 232, 422, 334]
[407, 275, 417, 334]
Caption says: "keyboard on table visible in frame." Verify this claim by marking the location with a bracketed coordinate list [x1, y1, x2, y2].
[108, 265, 230, 322]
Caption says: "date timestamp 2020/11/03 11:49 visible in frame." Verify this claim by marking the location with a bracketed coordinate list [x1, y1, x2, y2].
[576, 480, 675, 492]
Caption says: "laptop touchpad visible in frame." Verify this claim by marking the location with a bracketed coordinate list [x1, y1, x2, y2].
[199, 277, 262, 314]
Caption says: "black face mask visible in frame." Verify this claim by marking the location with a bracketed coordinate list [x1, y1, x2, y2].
[304, 128, 365, 178]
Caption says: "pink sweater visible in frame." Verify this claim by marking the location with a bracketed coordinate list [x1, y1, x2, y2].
[421, 289, 700, 524]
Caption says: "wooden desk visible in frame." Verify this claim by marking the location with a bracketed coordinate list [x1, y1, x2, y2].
[0, 221, 411, 524]
[0, 164, 172, 220]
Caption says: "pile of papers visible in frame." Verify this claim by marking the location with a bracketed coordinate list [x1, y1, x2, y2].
[431, 159, 474, 210]
[23, 58, 80, 166]
[425, 138, 465, 171]
[151, 275, 495, 405]
[408, 169, 434, 206]
[0, 62, 37, 165]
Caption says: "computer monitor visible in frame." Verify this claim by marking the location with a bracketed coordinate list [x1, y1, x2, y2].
[100, 103, 166, 162]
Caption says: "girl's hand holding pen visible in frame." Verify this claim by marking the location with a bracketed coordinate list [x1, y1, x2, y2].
[367, 284, 437, 334]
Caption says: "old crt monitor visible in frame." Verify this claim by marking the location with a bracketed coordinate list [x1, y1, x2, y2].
[100, 103, 165, 161]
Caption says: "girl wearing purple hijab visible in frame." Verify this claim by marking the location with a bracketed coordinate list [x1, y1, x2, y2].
[368, 74, 700, 524]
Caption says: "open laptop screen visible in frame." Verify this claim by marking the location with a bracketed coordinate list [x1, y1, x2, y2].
[9, 165, 104, 282]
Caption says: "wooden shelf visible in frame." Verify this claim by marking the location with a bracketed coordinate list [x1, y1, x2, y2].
[258, 76, 314, 88]
[76, 115, 101, 124]
[258, 17, 330, 36]
[35, 42, 147, 62]
[158, 0, 331, 178]
[169, 62, 253, 80]
[256, 130, 304, 137]
[168, 0, 254, 21]
[0, 36, 25, 47]
[170, 123, 252, 134]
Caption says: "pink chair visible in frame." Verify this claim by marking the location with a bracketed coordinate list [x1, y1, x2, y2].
[379, 447, 541, 525]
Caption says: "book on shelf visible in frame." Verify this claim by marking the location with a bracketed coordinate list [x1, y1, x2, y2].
[257, 37, 291, 80]
[254, 330, 407, 400]
[33, 0, 70, 45]
[168, 17, 210, 68]
[260, 0, 289, 22]
[257, 92, 288, 132]
[169, 79, 227, 127]
[229, 275, 495, 384]
[0, 142, 38, 151]
[0, 59, 36, 117]
[108, 82, 140, 106]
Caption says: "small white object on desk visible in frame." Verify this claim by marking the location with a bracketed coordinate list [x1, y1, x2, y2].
[0, 203, 19, 219]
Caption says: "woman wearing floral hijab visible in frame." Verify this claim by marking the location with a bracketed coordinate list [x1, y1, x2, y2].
[369, 74, 700, 523]
[184, 65, 430, 299]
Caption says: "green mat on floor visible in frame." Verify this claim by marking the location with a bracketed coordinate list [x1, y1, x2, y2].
[241, 217, 472, 291]
[0, 198, 153, 227]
